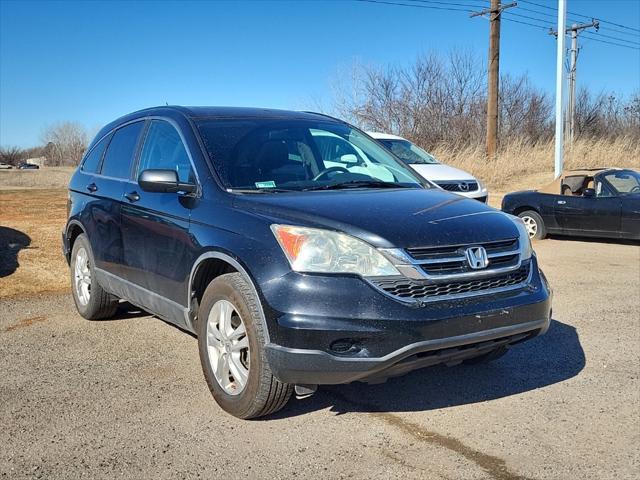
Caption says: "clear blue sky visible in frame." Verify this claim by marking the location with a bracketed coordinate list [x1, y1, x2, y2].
[1, 0, 638, 147]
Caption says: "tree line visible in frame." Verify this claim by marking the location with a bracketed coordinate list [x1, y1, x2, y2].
[332, 49, 639, 152]
[2, 51, 638, 166]
[1, 122, 88, 166]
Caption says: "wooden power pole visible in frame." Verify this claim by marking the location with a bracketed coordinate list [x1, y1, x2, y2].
[471, 1, 516, 159]
[566, 20, 600, 144]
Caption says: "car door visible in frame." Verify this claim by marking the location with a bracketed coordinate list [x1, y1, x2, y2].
[120, 119, 199, 322]
[554, 187, 621, 235]
[81, 122, 145, 278]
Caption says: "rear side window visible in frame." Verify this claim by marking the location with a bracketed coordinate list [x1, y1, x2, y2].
[81, 134, 110, 173]
[101, 121, 144, 179]
[137, 120, 195, 183]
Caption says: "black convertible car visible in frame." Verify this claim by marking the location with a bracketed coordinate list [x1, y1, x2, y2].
[502, 168, 640, 240]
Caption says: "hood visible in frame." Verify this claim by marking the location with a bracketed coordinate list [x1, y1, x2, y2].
[233, 188, 519, 249]
[409, 164, 477, 182]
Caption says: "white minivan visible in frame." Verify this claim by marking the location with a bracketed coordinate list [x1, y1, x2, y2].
[368, 132, 488, 202]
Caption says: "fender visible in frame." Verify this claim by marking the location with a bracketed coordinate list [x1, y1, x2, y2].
[187, 250, 271, 343]
[62, 219, 88, 262]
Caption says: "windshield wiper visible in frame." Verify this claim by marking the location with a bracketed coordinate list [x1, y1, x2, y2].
[302, 180, 416, 191]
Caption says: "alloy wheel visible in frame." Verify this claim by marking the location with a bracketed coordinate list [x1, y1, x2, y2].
[206, 299, 250, 395]
[521, 215, 538, 238]
[74, 247, 91, 305]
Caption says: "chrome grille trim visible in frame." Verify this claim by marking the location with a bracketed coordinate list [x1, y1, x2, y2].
[436, 180, 479, 192]
[379, 238, 523, 281]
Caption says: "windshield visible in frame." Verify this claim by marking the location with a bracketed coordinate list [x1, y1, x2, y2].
[379, 139, 439, 165]
[602, 170, 640, 195]
[196, 119, 425, 192]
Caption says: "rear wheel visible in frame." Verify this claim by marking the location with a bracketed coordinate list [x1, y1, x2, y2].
[70, 234, 118, 320]
[197, 273, 293, 419]
[518, 210, 546, 240]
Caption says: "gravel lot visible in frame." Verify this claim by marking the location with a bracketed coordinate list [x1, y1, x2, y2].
[1, 237, 638, 479]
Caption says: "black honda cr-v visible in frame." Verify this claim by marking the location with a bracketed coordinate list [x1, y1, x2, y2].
[63, 106, 552, 419]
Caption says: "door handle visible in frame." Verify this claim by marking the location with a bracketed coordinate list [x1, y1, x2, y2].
[125, 191, 140, 203]
[557, 200, 566, 205]
[86, 183, 98, 193]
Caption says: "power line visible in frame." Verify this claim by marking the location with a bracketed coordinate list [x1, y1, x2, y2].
[354, 0, 640, 50]
[514, 2, 640, 38]
[354, 0, 474, 12]
[502, 11, 640, 48]
[404, 0, 488, 8]
[519, 0, 640, 33]
[502, 17, 549, 31]
[581, 32, 640, 51]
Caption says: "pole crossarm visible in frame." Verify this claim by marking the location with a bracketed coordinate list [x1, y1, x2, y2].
[549, 19, 600, 37]
[469, 2, 517, 18]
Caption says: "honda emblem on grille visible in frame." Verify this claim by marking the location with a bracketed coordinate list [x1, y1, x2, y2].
[465, 246, 488, 269]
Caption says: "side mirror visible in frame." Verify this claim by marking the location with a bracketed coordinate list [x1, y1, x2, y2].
[340, 154, 359, 164]
[138, 169, 197, 194]
[582, 188, 596, 198]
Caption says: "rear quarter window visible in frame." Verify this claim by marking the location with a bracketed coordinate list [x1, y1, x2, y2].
[101, 121, 145, 179]
[81, 134, 111, 173]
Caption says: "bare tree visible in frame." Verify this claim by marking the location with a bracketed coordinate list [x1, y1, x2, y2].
[331, 49, 638, 154]
[41, 122, 88, 166]
[0, 146, 25, 166]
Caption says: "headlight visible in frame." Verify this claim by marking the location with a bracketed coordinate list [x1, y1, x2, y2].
[511, 216, 533, 260]
[271, 225, 400, 277]
[477, 178, 487, 191]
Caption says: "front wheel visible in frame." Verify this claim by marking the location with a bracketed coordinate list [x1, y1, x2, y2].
[518, 210, 546, 240]
[197, 273, 293, 419]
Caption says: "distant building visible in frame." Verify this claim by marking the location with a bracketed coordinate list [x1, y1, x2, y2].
[23, 156, 46, 167]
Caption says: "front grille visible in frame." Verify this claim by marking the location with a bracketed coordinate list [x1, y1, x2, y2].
[405, 238, 520, 276]
[436, 181, 479, 192]
[371, 263, 530, 300]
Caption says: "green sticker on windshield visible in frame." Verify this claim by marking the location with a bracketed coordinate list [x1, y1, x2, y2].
[255, 181, 276, 188]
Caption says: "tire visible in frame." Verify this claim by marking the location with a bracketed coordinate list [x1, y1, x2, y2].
[518, 210, 546, 240]
[463, 346, 508, 365]
[197, 272, 293, 419]
[70, 234, 119, 320]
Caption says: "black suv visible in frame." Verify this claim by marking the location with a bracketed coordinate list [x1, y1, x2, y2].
[63, 107, 552, 419]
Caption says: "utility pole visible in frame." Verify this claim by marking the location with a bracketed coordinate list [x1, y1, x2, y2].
[553, 0, 567, 179]
[551, 20, 599, 146]
[471, 1, 517, 159]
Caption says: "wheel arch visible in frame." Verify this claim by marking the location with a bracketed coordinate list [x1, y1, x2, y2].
[64, 220, 87, 263]
[513, 205, 540, 217]
[188, 251, 270, 342]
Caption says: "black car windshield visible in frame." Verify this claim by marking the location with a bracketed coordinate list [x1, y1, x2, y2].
[602, 170, 640, 195]
[380, 139, 439, 165]
[196, 119, 425, 192]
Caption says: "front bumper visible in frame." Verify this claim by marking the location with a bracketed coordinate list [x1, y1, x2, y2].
[262, 256, 551, 385]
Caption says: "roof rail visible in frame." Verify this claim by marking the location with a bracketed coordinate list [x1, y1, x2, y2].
[301, 111, 345, 123]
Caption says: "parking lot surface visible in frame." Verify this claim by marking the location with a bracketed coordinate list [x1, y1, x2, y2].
[1, 237, 639, 479]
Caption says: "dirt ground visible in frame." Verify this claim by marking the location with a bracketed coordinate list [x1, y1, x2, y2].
[1, 173, 639, 479]
[0, 189, 69, 297]
[1, 236, 639, 478]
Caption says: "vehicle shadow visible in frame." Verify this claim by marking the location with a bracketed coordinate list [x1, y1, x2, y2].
[109, 302, 152, 321]
[270, 319, 584, 418]
[0, 226, 31, 277]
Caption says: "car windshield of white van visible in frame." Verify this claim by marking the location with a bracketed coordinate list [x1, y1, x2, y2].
[196, 119, 426, 192]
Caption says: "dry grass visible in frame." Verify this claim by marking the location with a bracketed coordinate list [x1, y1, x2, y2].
[0, 166, 74, 190]
[0, 189, 70, 298]
[431, 136, 640, 191]
[0, 137, 637, 299]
